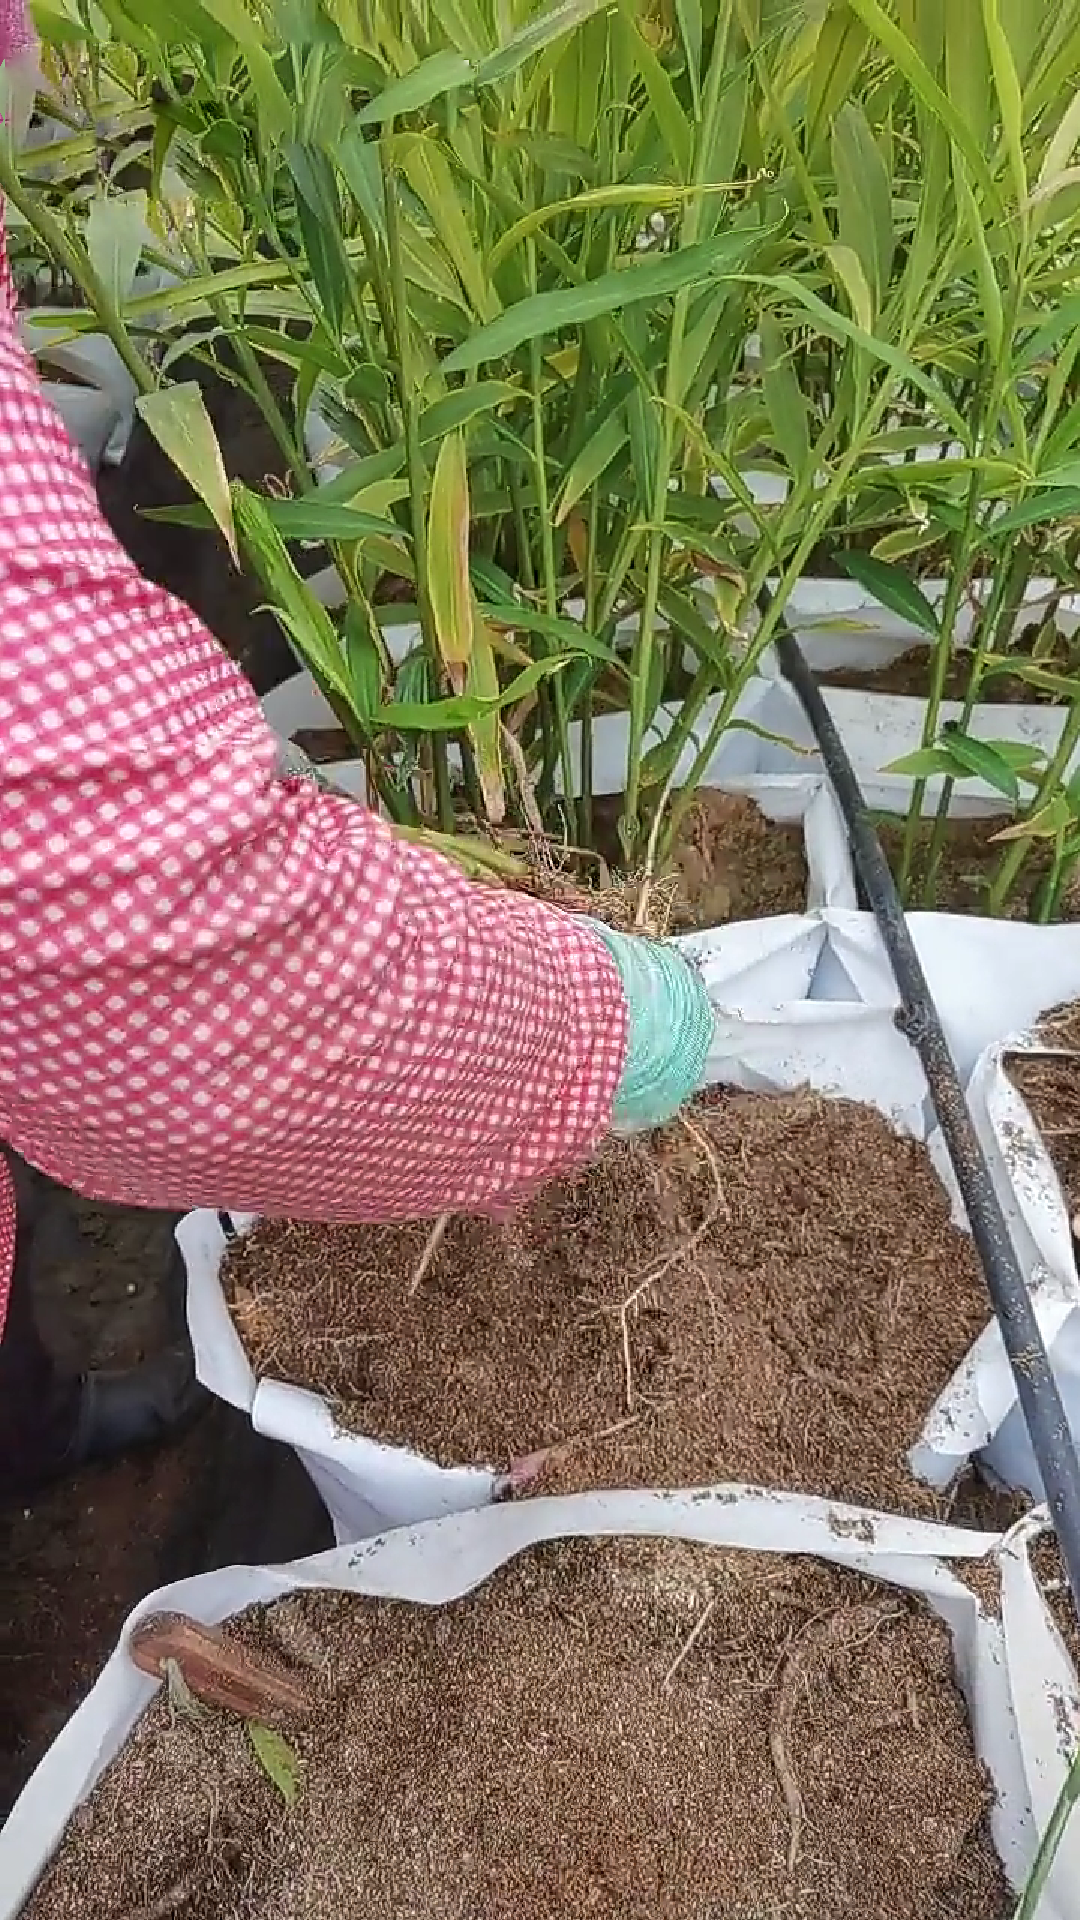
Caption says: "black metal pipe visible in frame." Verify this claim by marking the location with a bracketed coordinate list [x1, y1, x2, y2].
[775, 625, 1080, 1605]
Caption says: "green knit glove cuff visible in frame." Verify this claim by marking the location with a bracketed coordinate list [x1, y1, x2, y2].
[587, 922, 714, 1134]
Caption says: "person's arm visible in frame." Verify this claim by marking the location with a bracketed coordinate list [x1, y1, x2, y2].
[1, 209, 710, 1240]
[0, 260, 639, 1225]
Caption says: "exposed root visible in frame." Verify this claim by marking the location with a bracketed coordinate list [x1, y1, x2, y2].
[490, 816, 678, 936]
[615, 1114, 730, 1412]
[501, 725, 545, 839]
[619, 1276, 661, 1414]
[662, 1595, 717, 1691]
[769, 1641, 810, 1874]
[770, 1602, 902, 1874]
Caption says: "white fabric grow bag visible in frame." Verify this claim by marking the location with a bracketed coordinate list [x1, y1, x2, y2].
[816, 910, 1080, 1081]
[20, 315, 138, 472]
[183, 921, 836, 1542]
[954, 1025, 1080, 1502]
[0, 1488, 1074, 1920]
[183, 989, 1019, 1543]
[756, 579, 1080, 812]
[262, 670, 859, 910]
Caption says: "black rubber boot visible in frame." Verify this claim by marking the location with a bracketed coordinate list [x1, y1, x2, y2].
[61, 1350, 208, 1473]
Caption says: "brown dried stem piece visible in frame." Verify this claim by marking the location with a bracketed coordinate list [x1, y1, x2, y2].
[129, 1614, 312, 1726]
[408, 1213, 451, 1297]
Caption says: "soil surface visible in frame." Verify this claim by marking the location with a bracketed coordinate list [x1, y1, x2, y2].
[28, 1540, 1009, 1920]
[663, 789, 808, 926]
[961, 1519, 1080, 1692]
[591, 788, 808, 925]
[876, 815, 1080, 920]
[0, 1175, 331, 1815]
[225, 1089, 992, 1517]
[819, 623, 1073, 705]
[1005, 1000, 1080, 1229]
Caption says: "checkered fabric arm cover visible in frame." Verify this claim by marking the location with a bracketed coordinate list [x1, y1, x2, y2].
[0, 214, 627, 1332]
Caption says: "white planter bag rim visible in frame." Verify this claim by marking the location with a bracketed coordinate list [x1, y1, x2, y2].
[947, 1023, 1080, 1501]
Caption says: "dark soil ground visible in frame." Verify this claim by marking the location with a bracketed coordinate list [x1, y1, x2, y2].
[96, 364, 307, 697]
[28, 1540, 1010, 1920]
[874, 815, 1080, 920]
[225, 1088, 993, 1519]
[0, 1173, 331, 1818]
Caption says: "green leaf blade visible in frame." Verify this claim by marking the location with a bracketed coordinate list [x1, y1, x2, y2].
[835, 551, 940, 636]
[247, 1722, 304, 1806]
[355, 52, 475, 126]
[426, 430, 474, 686]
[135, 384, 237, 564]
[442, 230, 764, 372]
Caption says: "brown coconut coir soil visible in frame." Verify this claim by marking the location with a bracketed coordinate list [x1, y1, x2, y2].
[592, 789, 809, 927]
[224, 1090, 991, 1517]
[962, 1524, 1080, 1691]
[27, 1540, 1010, 1920]
[875, 818, 1080, 920]
[1006, 1001, 1080, 1226]
[818, 624, 1074, 706]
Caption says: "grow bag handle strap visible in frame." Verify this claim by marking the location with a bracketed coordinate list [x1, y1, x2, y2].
[129, 1612, 312, 1725]
[775, 623, 1080, 1616]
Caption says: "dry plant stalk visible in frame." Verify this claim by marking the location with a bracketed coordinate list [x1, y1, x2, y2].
[662, 1595, 717, 1691]
[504, 1413, 643, 1493]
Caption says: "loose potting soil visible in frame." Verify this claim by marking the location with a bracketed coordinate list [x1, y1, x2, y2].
[1006, 1000, 1080, 1225]
[225, 1089, 991, 1515]
[875, 817, 1080, 920]
[819, 639, 1072, 706]
[592, 788, 808, 926]
[27, 1540, 1010, 1920]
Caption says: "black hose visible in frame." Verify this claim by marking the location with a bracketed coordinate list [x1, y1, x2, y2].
[775, 625, 1080, 1605]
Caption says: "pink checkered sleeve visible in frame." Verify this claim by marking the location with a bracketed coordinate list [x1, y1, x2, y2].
[0, 220, 627, 1332]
